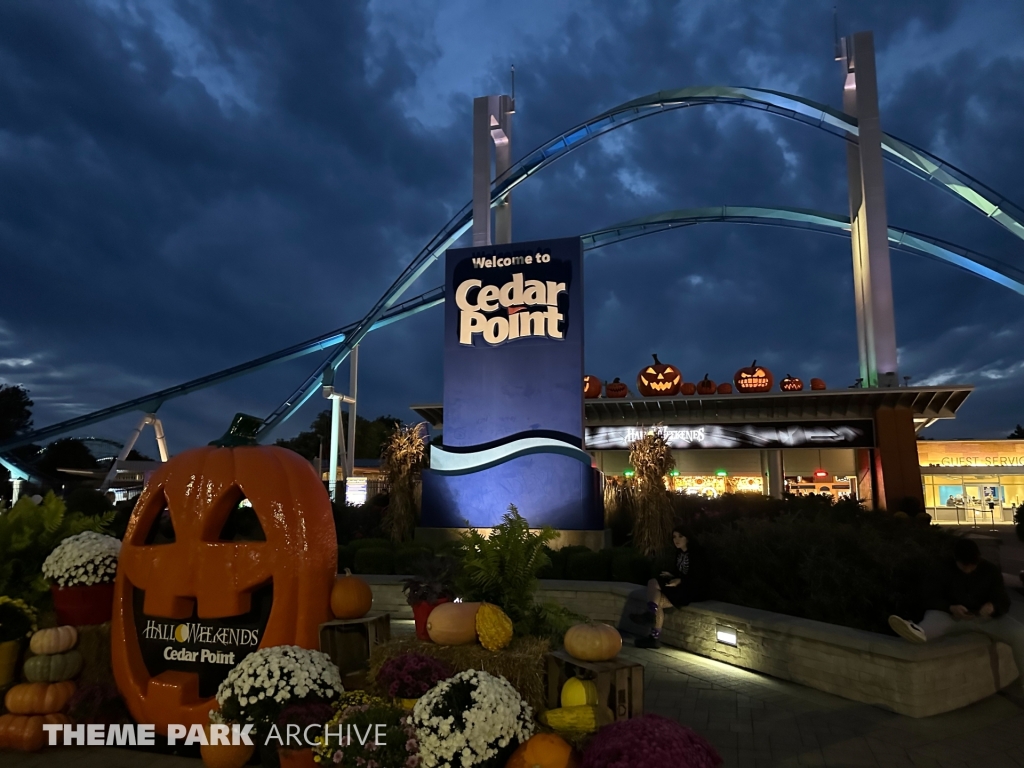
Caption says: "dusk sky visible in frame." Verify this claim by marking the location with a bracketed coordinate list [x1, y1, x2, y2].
[2, 0, 1023, 457]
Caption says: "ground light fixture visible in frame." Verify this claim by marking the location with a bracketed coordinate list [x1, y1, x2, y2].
[716, 625, 738, 647]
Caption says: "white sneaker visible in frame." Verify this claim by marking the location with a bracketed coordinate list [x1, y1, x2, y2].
[889, 615, 927, 644]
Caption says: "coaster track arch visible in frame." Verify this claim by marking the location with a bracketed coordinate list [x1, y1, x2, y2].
[2, 86, 1023, 452]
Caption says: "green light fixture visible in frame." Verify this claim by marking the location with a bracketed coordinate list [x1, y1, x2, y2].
[716, 469, 728, 477]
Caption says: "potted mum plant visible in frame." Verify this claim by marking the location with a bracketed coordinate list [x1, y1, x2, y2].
[276, 701, 334, 768]
[0, 596, 37, 686]
[402, 555, 457, 641]
[313, 693, 420, 768]
[41, 531, 121, 625]
[212, 645, 344, 768]
[376, 652, 453, 709]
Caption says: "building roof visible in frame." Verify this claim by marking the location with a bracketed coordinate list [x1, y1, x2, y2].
[411, 385, 973, 430]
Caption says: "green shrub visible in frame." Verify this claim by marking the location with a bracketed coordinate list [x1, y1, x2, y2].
[611, 548, 656, 585]
[394, 545, 432, 571]
[564, 549, 612, 581]
[536, 545, 565, 580]
[352, 547, 394, 575]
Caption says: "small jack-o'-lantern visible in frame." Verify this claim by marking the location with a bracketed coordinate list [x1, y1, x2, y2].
[780, 374, 803, 392]
[583, 375, 602, 399]
[717, 382, 733, 394]
[637, 354, 681, 397]
[696, 374, 716, 396]
[605, 378, 629, 398]
[734, 360, 773, 393]
[111, 414, 337, 735]
[680, 382, 697, 396]
[810, 378, 826, 390]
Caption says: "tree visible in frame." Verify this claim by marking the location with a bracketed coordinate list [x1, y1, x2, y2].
[275, 410, 403, 462]
[0, 385, 33, 443]
[1009, 424, 1024, 439]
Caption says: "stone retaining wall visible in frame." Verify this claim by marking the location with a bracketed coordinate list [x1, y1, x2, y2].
[361, 576, 1018, 717]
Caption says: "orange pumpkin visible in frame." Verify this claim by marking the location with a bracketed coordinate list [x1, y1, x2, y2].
[426, 602, 481, 645]
[716, 382, 733, 394]
[111, 416, 337, 735]
[563, 623, 622, 662]
[734, 360, 773, 393]
[506, 732, 578, 768]
[583, 375, 602, 399]
[780, 374, 803, 392]
[3, 682, 76, 715]
[0, 713, 70, 751]
[810, 377, 826, 390]
[201, 725, 255, 768]
[680, 382, 697, 396]
[331, 569, 373, 619]
[604, 378, 629, 399]
[636, 354, 681, 397]
[695, 374, 716, 396]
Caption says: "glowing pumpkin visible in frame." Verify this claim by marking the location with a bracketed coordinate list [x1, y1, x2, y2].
[734, 360, 773, 393]
[780, 374, 803, 392]
[695, 374, 716, 395]
[111, 415, 337, 735]
[605, 378, 629, 398]
[583, 375, 602, 399]
[331, 569, 373, 620]
[636, 354, 681, 397]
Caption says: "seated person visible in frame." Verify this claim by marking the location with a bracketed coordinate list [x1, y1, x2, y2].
[889, 538, 1024, 704]
[631, 527, 706, 649]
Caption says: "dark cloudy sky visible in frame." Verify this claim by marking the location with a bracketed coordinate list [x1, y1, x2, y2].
[2, 0, 1023, 457]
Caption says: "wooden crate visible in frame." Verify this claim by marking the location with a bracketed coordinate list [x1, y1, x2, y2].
[319, 614, 391, 677]
[545, 649, 643, 720]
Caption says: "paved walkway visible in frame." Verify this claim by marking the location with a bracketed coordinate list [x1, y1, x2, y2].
[5, 619, 1023, 767]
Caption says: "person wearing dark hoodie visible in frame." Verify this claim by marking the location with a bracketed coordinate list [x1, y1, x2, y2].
[631, 527, 706, 649]
[889, 537, 1024, 703]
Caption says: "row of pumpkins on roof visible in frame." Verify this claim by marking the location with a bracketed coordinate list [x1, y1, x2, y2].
[584, 356, 827, 398]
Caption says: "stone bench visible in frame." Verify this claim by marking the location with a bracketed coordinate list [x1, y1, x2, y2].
[361, 576, 1019, 718]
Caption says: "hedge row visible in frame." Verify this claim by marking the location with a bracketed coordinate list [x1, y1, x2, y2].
[340, 540, 656, 585]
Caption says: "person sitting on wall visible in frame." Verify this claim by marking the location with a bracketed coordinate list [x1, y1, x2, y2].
[631, 527, 705, 649]
[889, 538, 1024, 704]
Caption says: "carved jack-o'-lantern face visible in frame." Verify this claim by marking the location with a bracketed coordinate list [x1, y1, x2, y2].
[637, 354, 681, 396]
[605, 378, 629, 398]
[111, 425, 336, 734]
[583, 375, 602, 399]
[733, 360, 774, 393]
[780, 374, 803, 392]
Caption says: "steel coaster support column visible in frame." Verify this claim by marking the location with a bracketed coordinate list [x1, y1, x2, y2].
[345, 344, 359, 478]
[473, 95, 514, 246]
[840, 31, 899, 387]
[10, 477, 22, 506]
[152, 418, 169, 462]
[767, 450, 784, 499]
[100, 413, 157, 493]
[329, 395, 342, 502]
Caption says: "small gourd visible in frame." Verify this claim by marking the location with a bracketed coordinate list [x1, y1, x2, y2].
[23, 651, 83, 683]
[3, 682, 76, 715]
[29, 627, 77, 656]
[560, 677, 599, 707]
[0, 713, 71, 751]
[475, 603, 513, 651]
[539, 705, 614, 733]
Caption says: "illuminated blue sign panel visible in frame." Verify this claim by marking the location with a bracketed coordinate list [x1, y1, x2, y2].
[421, 236, 600, 530]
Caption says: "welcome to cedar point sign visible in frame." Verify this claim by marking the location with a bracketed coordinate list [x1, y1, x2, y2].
[421, 236, 601, 531]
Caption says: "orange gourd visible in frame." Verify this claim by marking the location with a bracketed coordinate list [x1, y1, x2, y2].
[0, 714, 71, 751]
[506, 732, 578, 768]
[563, 623, 622, 662]
[29, 626, 77, 655]
[201, 725, 255, 768]
[111, 425, 337, 736]
[3, 682, 76, 715]
[331, 569, 373, 620]
[426, 602, 481, 645]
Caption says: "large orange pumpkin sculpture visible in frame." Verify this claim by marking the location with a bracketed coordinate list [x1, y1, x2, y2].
[111, 414, 337, 735]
